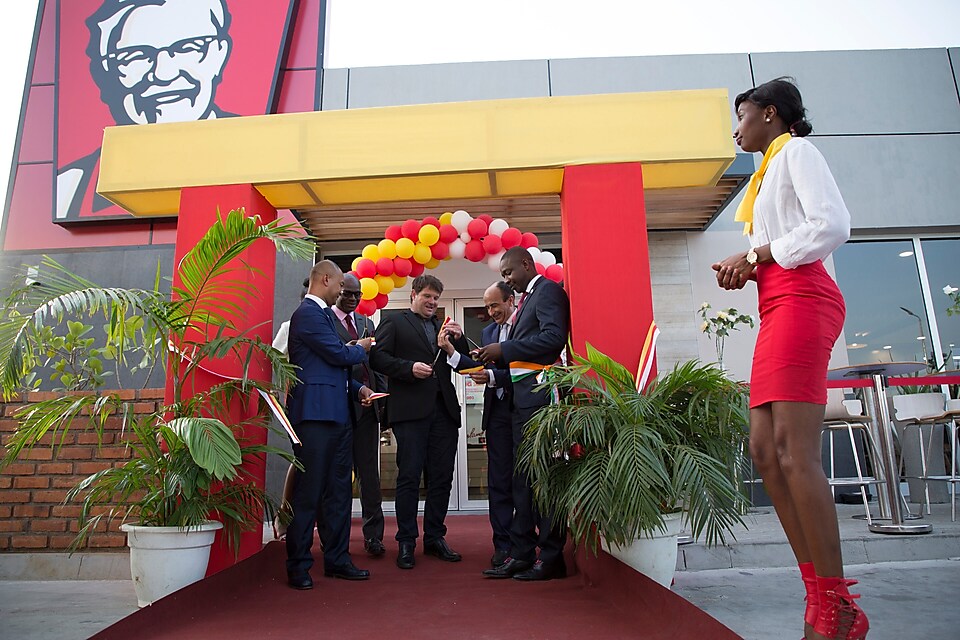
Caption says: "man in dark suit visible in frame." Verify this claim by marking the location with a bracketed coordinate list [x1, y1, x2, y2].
[285, 261, 375, 589]
[328, 273, 387, 557]
[438, 282, 516, 568]
[369, 274, 468, 569]
[476, 247, 571, 581]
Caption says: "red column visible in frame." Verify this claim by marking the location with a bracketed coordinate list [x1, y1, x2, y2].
[560, 163, 655, 383]
[172, 185, 277, 573]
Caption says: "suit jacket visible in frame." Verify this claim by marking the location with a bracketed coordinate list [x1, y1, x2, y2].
[331, 308, 387, 419]
[499, 277, 570, 410]
[286, 299, 367, 426]
[453, 321, 512, 431]
[370, 309, 467, 424]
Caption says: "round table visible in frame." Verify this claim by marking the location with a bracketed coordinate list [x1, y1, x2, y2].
[828, 362, 933, 535]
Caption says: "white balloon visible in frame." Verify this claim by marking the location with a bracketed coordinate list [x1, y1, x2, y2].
[527, 247, 541, 262]
[460, 231, 472, 243]
[451, 209, 472, 233]
[487, 250, 505, 271]
[539, 251, 557, 267]
[449, 239, 466, 259]
[488, 218, 509, 236]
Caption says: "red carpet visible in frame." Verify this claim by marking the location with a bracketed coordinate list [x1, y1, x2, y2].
[93, 514, 740, 639]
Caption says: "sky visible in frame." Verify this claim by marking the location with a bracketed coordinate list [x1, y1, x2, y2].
[1, 0, 959, 227]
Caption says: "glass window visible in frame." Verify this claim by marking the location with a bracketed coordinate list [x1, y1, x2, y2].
[919, 238, 960, 370]
[833, 241, 932, 366]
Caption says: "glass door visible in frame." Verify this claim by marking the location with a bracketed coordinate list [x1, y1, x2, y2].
[453, 298, 495, 511]
[362, 297, 492, 514]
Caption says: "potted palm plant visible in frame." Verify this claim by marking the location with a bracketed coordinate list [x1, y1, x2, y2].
[0, 209, 314, 606]
[517, 344, 750, 587]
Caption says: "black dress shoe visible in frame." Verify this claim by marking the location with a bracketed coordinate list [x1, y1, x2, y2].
[482, 557, 532, 578]
[424, 537, 462, 562]
[396, 542, 415, 569]
[324, 562, 370, 581]
[512, 559, 567, 581]
[364, 538, 385, 557]
[490, 548, 510, 568]
[287, 573, 313, 590]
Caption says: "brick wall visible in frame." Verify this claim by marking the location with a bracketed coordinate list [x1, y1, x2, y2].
[0, 389, 164, 552]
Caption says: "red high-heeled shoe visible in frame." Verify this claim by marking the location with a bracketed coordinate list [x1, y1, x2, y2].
[814, 577, 869, 640]
[800, 562, 819, 638]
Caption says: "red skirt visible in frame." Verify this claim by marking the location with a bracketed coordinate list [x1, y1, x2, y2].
[750, 261, 845, 408]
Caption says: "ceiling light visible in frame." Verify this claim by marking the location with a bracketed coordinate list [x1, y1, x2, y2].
[899, 251, 914, 257]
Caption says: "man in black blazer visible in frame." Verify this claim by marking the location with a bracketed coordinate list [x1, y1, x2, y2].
[369, 274, 468, 569]
[438, 282, 516, 568]
[476, 247, 571, 581]
[285, 261, 375, 589]
[328, 273, 387, 557]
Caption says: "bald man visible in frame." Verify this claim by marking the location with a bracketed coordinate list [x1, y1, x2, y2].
[285, 261, 375, 589]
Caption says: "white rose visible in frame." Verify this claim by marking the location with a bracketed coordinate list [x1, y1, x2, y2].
[944, 285, 958, 295]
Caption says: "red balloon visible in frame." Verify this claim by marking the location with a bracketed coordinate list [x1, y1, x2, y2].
[376, 257, 395, 276]
[535, 262, 546, 276]
[374, 293, 389, 309]
[477, 214, 494, 225]
[500, 227, 522, 249]
[464, 239, 486, 262]
[409, 261, 425, 277]
[430, 241, 449, 260]
[569, 443, 585, 460]
[422, 216, 440, 228]
[356, 258, 377, 279]
[467, 218, 488, 239]
[384, 225, 403, 242]
[393, 257, 413, 277]
[356, 299, 377, 316]
[482, 234, 503, 255]
[401, 219, 421, 240]
[521, 232, 539, 249]
[438, 224, 459, 243]
[545, 264, 564, 282]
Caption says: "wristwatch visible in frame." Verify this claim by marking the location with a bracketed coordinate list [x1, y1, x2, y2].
[745, 247, 759, 265]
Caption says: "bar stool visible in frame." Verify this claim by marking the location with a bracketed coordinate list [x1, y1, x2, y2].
[821, 388, 884, 524]
[893, 393, 959, 520]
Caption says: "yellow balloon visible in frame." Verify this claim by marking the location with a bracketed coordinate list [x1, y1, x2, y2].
[360, 277, 378, 300]
[439, 212, 453, 226]
[391, 274, 407, 288]
[374, 274, 395, 294]
[425, 257, 441, 270]
[413, 243, 432, 265]
[378, 238, 398, 259]
[418, 224, 440, 246]
[361, 244, 380, 261]
[395, 237, 415, 259]
[351, 256, 363, 271]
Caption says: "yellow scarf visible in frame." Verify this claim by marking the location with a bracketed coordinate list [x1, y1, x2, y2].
[734, 132, 793, 235]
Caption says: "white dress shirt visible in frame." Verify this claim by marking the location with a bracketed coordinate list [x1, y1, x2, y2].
[750, 137, 851, 269]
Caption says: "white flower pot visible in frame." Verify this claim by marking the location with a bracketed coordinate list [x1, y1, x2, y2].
[121, 521, 223, 607]
[603, 512, 682, 588]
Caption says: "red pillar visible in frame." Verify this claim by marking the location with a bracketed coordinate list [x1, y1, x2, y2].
[171, 184, 277, 573]
[560, 163, 656, 382]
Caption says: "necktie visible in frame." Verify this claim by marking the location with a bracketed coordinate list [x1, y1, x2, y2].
[344, 314, 370, 386]
[344, 314, 360, 340]
[496, 323, 509, 399]
[509, 292, 527, 338]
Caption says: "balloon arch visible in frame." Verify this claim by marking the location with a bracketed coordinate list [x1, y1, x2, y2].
[348, 210, 564, 316]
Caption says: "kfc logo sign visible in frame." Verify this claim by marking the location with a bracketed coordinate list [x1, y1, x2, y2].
[56, 0, 296, 222]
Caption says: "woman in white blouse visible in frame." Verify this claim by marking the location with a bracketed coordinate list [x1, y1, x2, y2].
[713, 78, 867, 640]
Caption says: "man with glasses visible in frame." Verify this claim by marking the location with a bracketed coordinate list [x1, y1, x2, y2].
[328, 273, 387, 557]
[58, 0, 234, 220]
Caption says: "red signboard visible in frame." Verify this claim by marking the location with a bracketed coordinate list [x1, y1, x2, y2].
[54, 0, 297, 223]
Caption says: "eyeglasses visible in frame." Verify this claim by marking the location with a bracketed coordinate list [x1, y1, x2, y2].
[340, 290, 362, 299]
[106, 35, 219, 78]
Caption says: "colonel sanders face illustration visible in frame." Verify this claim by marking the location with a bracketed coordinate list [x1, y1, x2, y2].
[88, 0, 232, 125]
